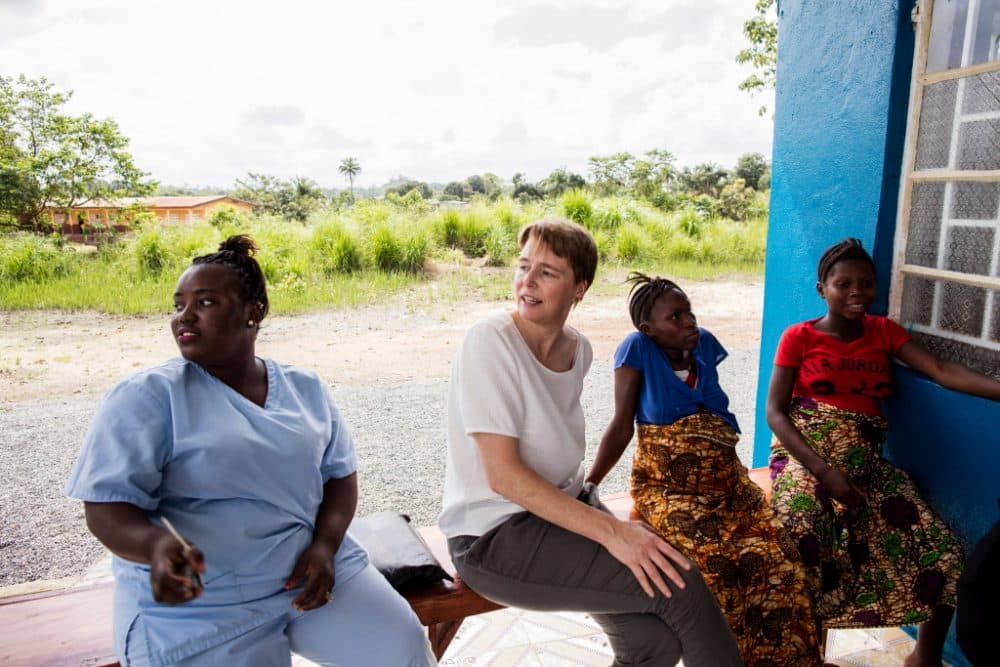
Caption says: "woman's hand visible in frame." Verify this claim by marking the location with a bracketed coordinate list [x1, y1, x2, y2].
[149, 532, 205, 605]
[286, 540, 336, 611]
[603, 519, 692, 598]
[816, 465, 867, 510]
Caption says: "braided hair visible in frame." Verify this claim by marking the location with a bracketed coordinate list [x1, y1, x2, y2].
[192, 235, 269, 320]
[817, 238, 876, 283]
[625, 271, 684, 330]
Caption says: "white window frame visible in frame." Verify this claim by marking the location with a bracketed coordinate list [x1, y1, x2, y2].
[891, 0, 1000, 355]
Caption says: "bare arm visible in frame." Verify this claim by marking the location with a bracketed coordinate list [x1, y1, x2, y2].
[475, 432, 690, 598]
[286, 473, 358, 611]
[895, 340, 1000, 400]
[84, 501, 204, 603]
[765, 365, 865, 508]
[586, 365, 641, 486]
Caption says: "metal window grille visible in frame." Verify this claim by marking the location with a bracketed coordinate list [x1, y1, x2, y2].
[891, 0, 1000, 378]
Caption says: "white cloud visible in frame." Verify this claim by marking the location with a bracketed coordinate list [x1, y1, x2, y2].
[0, 0, 774, 187]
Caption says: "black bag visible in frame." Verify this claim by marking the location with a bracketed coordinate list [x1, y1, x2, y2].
[351, 512, 453, 590]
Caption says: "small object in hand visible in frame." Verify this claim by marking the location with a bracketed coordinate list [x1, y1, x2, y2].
[160, 516, 204, 591]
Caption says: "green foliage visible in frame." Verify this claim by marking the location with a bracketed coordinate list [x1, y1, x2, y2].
[0, 233, 73, 282]
[677, 207, 704, 238]
[399, 232, 429, 273]
[734, 152, 769, 191]
[207, 205, 250, 229]
[309, 221, 362, 274]
[717, 179, 756, 222]
[484, 226, 517, 267]
[677, 163, 730, 198]
[132, 228, 173, 275]
[1, 195, 768, 312]
[560, 189, 592, 226]
[465, 173, 503, 200]
[384, 180, 433, 200]
[443, 181, 472, 201]
[231, 173, 324, 222]
[366, 224, 402, 271]
[736, 0, 778, 115]
[338, 157, 361, 195]
[0, 74, 154, 232]
[539, 168, 586, 197]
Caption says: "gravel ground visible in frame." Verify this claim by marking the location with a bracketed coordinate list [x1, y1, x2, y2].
[0, 344, 758, 588]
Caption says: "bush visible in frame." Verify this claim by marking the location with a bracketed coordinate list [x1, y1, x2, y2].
[0, 234, 74, 283]
[207, 205, 251, 229]
[309, 222, 362, 274]
[676, 207, 704, 238]
[484, 226, 517, 267]
[399, 232, 430, 273]
[455, 210, 489, 257]
[132, 228, 173, 275]
[615, 224, 648, 262]
[717, 179, 755, 222]
[561, 189, 592, 226]
[366, 224, 403, 271]
[436, 210, 461, 248]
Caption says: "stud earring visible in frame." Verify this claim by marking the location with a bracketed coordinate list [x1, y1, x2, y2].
[248, 320, 256, 327]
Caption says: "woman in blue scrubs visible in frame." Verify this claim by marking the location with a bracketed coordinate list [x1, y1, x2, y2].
[65, 235, 435, 667]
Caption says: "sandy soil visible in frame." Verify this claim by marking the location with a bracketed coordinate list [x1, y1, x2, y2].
[0, 275, 762, 401]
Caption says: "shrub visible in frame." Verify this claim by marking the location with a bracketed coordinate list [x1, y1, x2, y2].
[591, 229, 613, 261]
[677, 207, 704, 238]
[309, 222, 362, 274]
[399, 232, 430, 273]
[436, 210, 461, 248]
[367, 224, 403, 271]
[455, 210, 489, 257]
[0, 234, 74, 283]
[132, 228, 173, 275]
[561, 189, 592, 226]
[717, 179, 755, 222]
[615, 224, 647, 262]
[207, 206, 250, 229]
[484, 226, 517, 267]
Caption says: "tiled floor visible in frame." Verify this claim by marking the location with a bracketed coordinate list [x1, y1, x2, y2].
[432, 608, 938, 667]
[76, 556, 936, 666]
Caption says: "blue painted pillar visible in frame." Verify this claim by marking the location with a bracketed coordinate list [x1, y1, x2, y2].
[752, 0, 914, 466]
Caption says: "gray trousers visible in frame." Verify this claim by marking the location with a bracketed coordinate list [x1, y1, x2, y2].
[449, 502, 743, 667]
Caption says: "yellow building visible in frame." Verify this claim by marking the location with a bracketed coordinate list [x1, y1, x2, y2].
[47, 196, 253, 236]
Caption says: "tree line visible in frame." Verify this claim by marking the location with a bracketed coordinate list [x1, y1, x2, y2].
[2, 74, 771, 233]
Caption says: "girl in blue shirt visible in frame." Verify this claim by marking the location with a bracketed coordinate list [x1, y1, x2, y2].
[65, 235, 434, 667]
[587, 272, 824, 667]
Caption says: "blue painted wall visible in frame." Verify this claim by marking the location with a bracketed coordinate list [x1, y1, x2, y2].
[753, 0, 915, 468]
[756, 2, 999, 663]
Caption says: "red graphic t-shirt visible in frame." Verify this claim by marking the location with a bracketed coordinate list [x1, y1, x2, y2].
[774, 315, 912, 415]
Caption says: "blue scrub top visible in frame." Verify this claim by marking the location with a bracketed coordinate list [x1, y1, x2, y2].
[65, 358, 369, 666]
[614, 328, 740, 432]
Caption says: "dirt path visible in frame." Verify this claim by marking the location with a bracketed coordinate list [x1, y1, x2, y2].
[0, 276, 763, 400]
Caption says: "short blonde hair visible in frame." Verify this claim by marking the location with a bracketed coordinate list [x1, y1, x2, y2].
[517, 218, 598, 289]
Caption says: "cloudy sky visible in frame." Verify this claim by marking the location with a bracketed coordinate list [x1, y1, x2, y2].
[1, 0, 774, 189]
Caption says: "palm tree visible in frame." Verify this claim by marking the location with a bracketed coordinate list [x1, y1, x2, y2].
[338, 157, 361, 196]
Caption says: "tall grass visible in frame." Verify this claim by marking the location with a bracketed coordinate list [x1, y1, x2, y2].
[0, 196, 766, 313]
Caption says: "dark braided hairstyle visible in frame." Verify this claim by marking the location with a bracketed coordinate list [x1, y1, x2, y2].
[192, 235, 269, 320]
[817, 238, 876, 283]
[625, 271, 684, 330]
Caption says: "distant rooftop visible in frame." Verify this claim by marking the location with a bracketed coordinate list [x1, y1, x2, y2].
[57, 195, 250, 209]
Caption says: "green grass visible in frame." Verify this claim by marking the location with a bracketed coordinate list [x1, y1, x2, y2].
[0, 197, 766, 314]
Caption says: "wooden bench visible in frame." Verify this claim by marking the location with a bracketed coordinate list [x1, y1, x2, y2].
[0, 468, 773, 665]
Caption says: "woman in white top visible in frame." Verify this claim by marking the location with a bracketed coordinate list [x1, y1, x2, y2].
[439, 219, 741, 667]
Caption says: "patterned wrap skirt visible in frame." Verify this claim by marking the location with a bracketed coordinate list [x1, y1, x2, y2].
[632, 412, 822, 667]
[769, 396, 963, 628]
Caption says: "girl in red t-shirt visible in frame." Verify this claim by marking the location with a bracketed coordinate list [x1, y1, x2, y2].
[766, 238, 1000, 667]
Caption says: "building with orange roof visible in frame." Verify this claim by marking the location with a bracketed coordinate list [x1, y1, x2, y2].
[47, 196, 253, 237]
